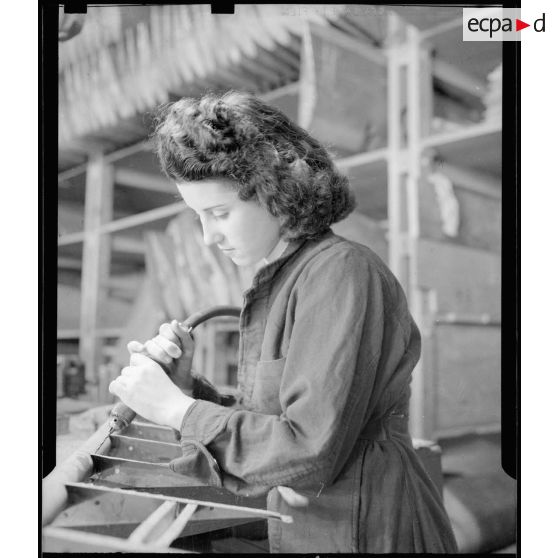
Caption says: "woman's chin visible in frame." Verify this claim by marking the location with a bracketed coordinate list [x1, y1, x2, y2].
[230, 254, 258, 267]
[229, 253, 247, 266]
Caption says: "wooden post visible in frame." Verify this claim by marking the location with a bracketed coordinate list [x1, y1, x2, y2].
[79, 153, 114, 387]
[386, 12, 406, 286]
[405, 24, 427, 439]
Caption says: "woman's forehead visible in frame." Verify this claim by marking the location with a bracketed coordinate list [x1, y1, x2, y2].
[176, 178, 238, 210]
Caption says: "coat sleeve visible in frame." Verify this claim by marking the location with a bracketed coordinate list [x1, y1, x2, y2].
[191, 373, 238, 407]
[170, 248, 386, 496]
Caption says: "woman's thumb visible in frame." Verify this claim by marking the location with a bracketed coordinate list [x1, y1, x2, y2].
[127, 340, 146, 355]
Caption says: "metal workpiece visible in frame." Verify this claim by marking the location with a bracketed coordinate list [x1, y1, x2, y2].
[42, 527, 190, 553]
[44, 414, 284, 552]
[90, 454, 199, 488]
[49, 482, 284, 543]
[108, 434, 182, 462]
[121, 421, 180, 443]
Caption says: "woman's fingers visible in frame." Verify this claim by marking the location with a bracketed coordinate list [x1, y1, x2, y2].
[108, 374, 130, 397]
[144, 339, 173, 365]
[152, 334, 182, 359]
[277, 486, 309, 507]
[159, 322, 181, 345]
[127, 340, 146, 355]
[169, 320, 195, 357]
[121, 366, 134, 377]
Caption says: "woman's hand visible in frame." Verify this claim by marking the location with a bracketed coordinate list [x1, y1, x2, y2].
[109, 352, 194, 430]
[127, 320, 195, 390]
[277, 486, 309, 507]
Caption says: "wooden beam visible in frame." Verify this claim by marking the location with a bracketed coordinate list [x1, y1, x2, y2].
[420, 16, 462, 40]
[405, 25, 426, 439]
[58, 163, 88, 183]
[386, 15, 405, 284]
[58, 257, 82, 270]
[104, 272, 144, 291]
[330, 16, 379, 46]
[435, 313, 501, 326]
[79, 154, 114, 385]
[154, 503, 198, 548]
[336, 148, 389, 170]
[58, 231, 85, 246]
[114, 168, 176, 194]
[58, 328, 123, 340]
[104, 140, 152, 164]
[58, 141, 152, 183]
[437, 162, 501, 200]
[422, 119, 501, 150]
[260, 81, 300, 101]
[100, 202, 185, 234]
[308, 20, 386, 66]
[58, 232, 148, 252]
[432, 58, 488, 98]
[127, 501, 177, 545]
[112, 236, 146, 254]
[420, 44, 434, 138]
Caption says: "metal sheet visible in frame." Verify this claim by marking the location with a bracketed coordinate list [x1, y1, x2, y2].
[43, 526, 189, 553]
[51, 483, 274, 539]
[109, 434, 182, 462]
[91, 454, 198, 488]
[120, 421, 180, 443]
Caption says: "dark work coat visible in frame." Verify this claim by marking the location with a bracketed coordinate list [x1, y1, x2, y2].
[170, 230, 458, 553]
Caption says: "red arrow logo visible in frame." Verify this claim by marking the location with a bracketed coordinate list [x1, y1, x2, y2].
[516, 19, 530, 31]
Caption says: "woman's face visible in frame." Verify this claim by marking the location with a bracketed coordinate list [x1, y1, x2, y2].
[176, 178, 282, 266]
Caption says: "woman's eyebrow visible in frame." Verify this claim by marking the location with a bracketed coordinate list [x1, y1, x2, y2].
[202, 204, 228, 211]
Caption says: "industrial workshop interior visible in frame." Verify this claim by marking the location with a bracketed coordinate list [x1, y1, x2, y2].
[46, 4, 516, 554]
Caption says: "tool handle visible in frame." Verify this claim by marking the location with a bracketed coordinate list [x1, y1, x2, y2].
[172, 305, 241, 392]
[109, 400, 138, 431]
[180, 305, 241, 331]
[109, 305, 241, 433]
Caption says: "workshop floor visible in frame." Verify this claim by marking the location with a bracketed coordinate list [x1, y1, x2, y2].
[439, 431, 504, 476]
[439, 432, 517, 554]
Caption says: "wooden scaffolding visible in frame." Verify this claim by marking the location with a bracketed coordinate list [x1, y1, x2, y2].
[57, 6, 503, 441]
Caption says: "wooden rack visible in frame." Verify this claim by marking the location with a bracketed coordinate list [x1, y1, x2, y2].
[57, 7, 502, 441]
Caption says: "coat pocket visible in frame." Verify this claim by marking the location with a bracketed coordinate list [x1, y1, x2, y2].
[251, 357, 286, 415]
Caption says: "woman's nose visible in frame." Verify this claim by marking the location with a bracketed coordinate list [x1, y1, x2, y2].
[201, 221, 224, 246]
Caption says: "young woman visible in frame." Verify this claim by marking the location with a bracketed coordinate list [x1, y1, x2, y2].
[109, 91, 458, 553]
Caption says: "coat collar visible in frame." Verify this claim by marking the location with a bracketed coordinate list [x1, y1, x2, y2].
[245, 229, 338, 296]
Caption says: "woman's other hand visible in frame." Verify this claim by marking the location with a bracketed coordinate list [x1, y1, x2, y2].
[127, 319, 195, 390]
[109, 352, 194, 430]
[277, 486, 309, 507]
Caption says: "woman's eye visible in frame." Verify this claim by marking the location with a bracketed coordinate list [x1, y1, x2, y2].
[212, 212, 229, 220]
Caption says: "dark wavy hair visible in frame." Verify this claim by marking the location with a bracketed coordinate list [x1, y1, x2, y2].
[152, 90, 355, 241]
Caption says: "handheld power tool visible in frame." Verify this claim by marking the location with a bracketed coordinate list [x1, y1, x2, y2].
[97, 306, 241, 451]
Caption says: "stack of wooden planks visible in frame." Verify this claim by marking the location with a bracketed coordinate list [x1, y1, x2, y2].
[59, 4, 333, 146]
[113, 209, 254, 369]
